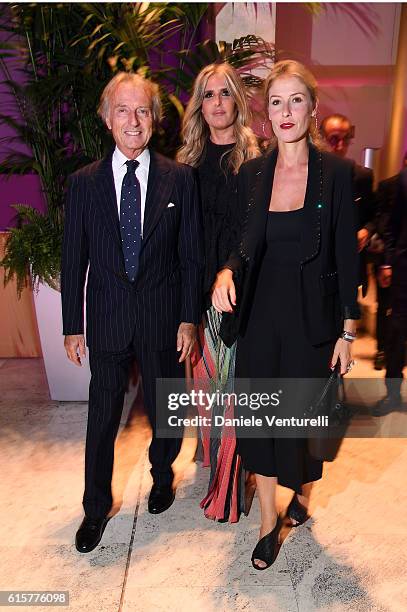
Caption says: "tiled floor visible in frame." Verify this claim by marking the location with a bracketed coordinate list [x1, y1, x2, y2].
[0, 337, 406, 612]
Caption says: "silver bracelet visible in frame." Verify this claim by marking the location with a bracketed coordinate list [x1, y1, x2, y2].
[341, 331, 356, 343]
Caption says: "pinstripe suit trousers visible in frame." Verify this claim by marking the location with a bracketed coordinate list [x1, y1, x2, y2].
[84, 331, 184, 519]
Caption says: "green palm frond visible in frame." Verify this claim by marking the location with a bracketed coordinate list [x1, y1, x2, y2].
[169, 3, 209, 30]
[72, 3, 182, 73]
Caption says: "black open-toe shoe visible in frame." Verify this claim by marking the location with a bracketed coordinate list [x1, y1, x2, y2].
[287, 494, 310, 527]
[251, 516, 282, 571]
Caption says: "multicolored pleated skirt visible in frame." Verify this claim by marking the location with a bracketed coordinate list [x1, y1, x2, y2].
[192, 307, 251, 523]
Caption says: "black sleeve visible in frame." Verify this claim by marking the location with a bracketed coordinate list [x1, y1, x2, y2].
[334, 163, 361, 320]
[372, 176, 403, 266]
[178, 165, 205, 324]
[222, 165, 248, 273]
[61, 174, 89, 335]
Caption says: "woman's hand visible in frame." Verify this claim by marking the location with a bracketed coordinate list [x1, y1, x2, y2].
[377, 266, 392, 288]
[330, 337, 353, 375]
[357, 228, 370, 252]
[211, 269, 236, 313]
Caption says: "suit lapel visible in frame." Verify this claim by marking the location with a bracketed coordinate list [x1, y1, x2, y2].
[241, 149, 277, 262]
[142, 150, 174, 245]
[93, 150, 122, 247]
[299, 144, 322, 266]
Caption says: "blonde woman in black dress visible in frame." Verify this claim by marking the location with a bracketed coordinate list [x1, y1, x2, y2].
[212, 60, 359, 569]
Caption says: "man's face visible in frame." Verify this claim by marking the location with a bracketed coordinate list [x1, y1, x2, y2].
[106, 81, 153, 159]
[323, 117, 353, 158]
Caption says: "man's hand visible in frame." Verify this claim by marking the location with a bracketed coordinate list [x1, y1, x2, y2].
[177, 323, 197, 363]
[64, 334, 86, 366]
[357, 228, 370, 252]
[377, 267, 392, 288]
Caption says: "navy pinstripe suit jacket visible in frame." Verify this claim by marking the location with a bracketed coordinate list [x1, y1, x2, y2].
[61, 149, 204, 351]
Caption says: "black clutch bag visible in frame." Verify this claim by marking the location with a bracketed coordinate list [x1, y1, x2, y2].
[304, 365, 351, 462]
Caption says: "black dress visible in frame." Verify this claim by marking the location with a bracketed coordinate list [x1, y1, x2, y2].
[235, 208, 335, 492]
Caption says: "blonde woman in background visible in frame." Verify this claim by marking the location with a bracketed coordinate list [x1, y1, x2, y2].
[178, 62, 259, 523]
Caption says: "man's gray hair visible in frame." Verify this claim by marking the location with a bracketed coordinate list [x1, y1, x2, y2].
[98, 72, 162, 127]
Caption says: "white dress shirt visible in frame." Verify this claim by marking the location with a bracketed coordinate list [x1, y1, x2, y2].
[112, 146, 150, 237]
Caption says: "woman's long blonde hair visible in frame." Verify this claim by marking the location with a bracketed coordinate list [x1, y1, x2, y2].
[264, 60, 325, 150]
[177, 63, 259, 174]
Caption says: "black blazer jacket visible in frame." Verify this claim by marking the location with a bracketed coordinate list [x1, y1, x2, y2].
[61, 149, 204, 352]
[375, 173, 400, 261]
[220, 144, 360, 348]
[382, 168, 407, 295]
[354, 163, 374, 233]
[353, 163, 374, 297]
[371, 173, 399, 267]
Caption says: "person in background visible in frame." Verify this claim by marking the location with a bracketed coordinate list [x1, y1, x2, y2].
[369, 152, 407, 370]
[177, 62, 259, 523]
[372, 157, 407, 416]
[243, 74, 273, 150]
[320, 114, 375, 303]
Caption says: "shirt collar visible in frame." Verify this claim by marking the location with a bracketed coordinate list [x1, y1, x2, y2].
[112, 146, 150, 171]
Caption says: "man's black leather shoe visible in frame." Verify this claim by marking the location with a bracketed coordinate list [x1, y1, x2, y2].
[148, 484, 175, 514]
[75, 516, 109, 553]
[371, 394, 403, 417]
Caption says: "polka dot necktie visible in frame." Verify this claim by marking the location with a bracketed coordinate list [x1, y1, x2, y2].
[120, 159, 141, 282]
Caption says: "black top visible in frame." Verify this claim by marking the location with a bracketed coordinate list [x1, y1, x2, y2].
[265, 208, 303, 265]
[197, 139, 240, 310]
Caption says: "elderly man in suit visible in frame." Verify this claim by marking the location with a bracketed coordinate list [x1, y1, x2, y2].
[320, 114, 375, 298]
[61, 73, 203, 553]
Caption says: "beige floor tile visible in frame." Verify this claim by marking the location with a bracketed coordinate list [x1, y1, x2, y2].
[122, 586, 299, 612]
